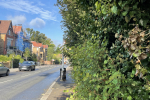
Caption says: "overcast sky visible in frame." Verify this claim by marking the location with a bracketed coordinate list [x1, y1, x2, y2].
[0, 0, 64, 46]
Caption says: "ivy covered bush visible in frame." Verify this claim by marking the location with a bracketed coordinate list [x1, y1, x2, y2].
[57, 0, 150, 99]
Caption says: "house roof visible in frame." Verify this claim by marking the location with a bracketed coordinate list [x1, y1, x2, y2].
[0, 20, 11, 33]
[43, 45, 48, 49]
[31, 41, 43, 47]
[13, 26, 22, 34]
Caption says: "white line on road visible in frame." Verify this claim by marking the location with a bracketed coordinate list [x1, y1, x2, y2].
[21, 74, 31, 77]
[40, 76, 60, 100]
[0, 79, 13, 84]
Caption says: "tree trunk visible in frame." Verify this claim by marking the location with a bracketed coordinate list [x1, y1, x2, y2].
[26, 57, 27, 61]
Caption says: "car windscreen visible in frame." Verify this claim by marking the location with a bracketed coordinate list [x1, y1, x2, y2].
[22, 61, 32, 64]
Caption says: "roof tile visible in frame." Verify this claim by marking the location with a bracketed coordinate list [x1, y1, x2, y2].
[31, 41, 43, 47]
[43, 45, 48, 48]
[13, 26, 22, 34]
[0, 20, 11, 33]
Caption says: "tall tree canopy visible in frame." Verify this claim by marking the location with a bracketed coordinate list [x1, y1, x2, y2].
[25, 28, 54, 47]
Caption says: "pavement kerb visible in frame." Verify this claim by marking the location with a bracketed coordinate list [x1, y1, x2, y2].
[40, 65, 70, 100]
[40, 76, 60, 100]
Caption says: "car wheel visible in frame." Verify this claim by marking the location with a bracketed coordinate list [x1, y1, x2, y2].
[6, 70, 9, 76]
[29, 68, 32, 71]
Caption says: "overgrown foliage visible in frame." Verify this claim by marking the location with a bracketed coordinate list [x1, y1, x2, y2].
[57, 0, 150, 99]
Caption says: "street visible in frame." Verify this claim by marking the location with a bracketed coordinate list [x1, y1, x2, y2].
[0, 65, 67, 100]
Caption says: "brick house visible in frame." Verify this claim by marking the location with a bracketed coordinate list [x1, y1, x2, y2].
[31, 41, 43, 61]
[0, 20, 16, 55]
[31, 41, 48, 62]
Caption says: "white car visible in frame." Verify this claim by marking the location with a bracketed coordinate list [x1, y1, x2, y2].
[0, 62, 9, 76]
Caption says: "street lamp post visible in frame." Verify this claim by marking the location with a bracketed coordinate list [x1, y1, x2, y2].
[60, 39, 66, 81]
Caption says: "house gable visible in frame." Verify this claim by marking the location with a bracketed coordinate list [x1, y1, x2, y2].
[0, 20, 11, 34]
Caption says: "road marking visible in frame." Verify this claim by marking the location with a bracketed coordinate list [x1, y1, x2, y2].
[40, 76, 60, 100]
[0, 79, 13, 84]
[21, 74, 31, 77]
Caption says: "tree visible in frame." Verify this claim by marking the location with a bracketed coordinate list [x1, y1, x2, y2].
[30, 54, 37, 62]
[24, 48, 30, 61]
[57, 0, 150, 99]
[25, 28, 54, 46]
[47, 47, 55, 61]
[26, 28, 33, 36]
[55, 44, 62, 54]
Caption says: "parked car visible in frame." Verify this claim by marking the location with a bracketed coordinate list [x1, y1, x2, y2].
[19, 61, 35, 71]
[0, 62, 9, 76]
[30, 61, 36, 66]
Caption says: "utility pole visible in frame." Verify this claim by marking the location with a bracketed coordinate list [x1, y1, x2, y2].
[60, 39, 66, 81]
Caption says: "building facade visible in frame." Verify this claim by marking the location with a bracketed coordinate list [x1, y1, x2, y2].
[31, 41, 48, 62]
[13, 25, 32, 56]
[0, 20, 16, 55]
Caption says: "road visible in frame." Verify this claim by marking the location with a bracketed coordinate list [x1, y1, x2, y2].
[0, 64, 67, 100]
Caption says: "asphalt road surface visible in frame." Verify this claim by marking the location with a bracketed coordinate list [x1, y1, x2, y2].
[0, 64, 68, 100]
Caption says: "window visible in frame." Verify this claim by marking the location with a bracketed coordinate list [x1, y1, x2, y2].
[40, 48, 43, 52]
[40, 54, 42, 58]
[9, 30, 11, 35]
[22, 61, 32, 64]
[7, 38, 11, 47]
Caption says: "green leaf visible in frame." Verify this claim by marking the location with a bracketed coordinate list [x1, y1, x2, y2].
[127, 96, 132, 100]
[112, 79, 118, 85]
[125, 16, 130, 23]
[133, 2, 138, 9]
[122, 11, 128, 16]
[95, 1, 101, 11]
[93, 73, 97, 77]
[131, 70, 135, 78]
[111, 6, 117, 14]
[96, 30, 99, 33]
[143, 19, 149, 27]
[124, 6, 129, 11]
[139, 19, 148, 27]
[95, 1, 98, 8]
[140, 19, 143, 26]
[141, 68, 147, 75]
[101, 5, 107, 14]
[129, 11, 136, 18]
[135, 64, 141, 69]
[104, 60, 108, 64]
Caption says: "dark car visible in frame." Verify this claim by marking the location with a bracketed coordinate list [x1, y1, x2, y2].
[19, 61, 35, 71]
[30, 61, 36, 66]
[0, 62, 9, 76]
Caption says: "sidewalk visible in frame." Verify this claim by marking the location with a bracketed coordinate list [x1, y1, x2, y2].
[46, 66, 75, 100]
